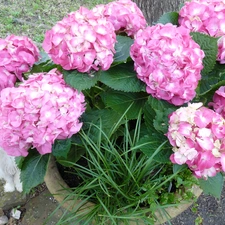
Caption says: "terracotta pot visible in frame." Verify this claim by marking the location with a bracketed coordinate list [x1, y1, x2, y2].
[44, 156, 202, 224]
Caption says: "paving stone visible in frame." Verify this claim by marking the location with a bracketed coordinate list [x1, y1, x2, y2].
[20, 189, 74, 225]
[0, 181, 27, 210]
[0, 215, 8, 225]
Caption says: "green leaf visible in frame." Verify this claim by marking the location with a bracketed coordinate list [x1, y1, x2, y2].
[35, 51, 51, 65]
[113, 35, 134, 64]
[143, 101, 156, 134]
[137, 135, 172, 163]
[52, 138, 72, 159]
[147, 96, 177, 133]
[198, 173, 224, 199]
[101, 90, 148, 120]
[99, 63, 145, 92]
[82, 109, 125, 139]
[173, 164, 187, 174]
[191, 32, 218, 75]
[196, 63, 225, 103]
[157, 12, 179, 25]
[63, 70, 100, 91]
[56, 146, 85, 167]
[28, 51, 58, 74]
[15, 156, 25, 170]
[20, 150, 49, 194]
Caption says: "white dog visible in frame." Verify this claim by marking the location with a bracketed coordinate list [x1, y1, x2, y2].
[0, 147, 22, 192]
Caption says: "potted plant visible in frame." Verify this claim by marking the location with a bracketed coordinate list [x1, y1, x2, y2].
[0, 0, 225, 224]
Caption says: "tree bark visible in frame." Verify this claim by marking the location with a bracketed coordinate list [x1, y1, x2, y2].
[133, 0, 185, 25]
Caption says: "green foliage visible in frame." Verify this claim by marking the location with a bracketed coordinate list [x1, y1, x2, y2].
[196, 63, 225, 103]
[52, 138, 72, 159]
[113, 35, 134, 64]
[28, 51, 58, 74]
[20, 150, 49, 194]
[137, 135, 172, 163]
[146, 96, 177, 134]
[54, 118, 196, 225]
[191, 32, 218, 75]
[157, 12, 179, 25]
[198, 173, 224, 199]
[101, 90, 148, 119]
[82, 109, 125, 140]
[63, 70, 100, 91]
[100, 62, 145, 92]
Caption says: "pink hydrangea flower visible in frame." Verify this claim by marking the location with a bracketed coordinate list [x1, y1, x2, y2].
[130, 23, 204, 106]
[179, 0, 225, 37]
[178, 0, 225, 63]
[0, 35, 40, 83]
[217, 36, 225, 63]
[0, 67, 17, 91]
[43, 7, 116, 72]
[167, 102, 225, 179]
[0, 69, 86, 157]
[92, 0, 147, 37]
[209, 86, 225, 118]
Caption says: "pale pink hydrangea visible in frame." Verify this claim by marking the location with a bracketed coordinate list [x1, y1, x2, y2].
[43, 7, 116, 72]
[0, 69, 86, 157]
[92, 0, 147, 37]
[178, 0, 225, 63]
[0, 35, 40, 83]
[209, 86, 225, 118]
[130, 23, 204, 106]
[167, 102, 225, 179]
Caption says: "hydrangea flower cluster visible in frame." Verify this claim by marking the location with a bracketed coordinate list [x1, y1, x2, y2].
[130, 23, 205, 106]
[0, 35, 40, 89]
[178, 0, 225, 63]
[209, 86, 225, 118]
[167, 103, 225, 179]
[43, 7, 116, 72]
[0, 69, 86, 157]
[92, 0, 147, 37]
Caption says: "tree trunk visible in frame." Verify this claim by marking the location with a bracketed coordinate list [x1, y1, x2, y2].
[133, 0, 185, 25]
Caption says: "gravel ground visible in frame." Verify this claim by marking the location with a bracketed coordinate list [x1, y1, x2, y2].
[166, 183, 225, 225]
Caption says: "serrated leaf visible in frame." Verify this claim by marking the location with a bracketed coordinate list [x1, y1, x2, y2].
[198, 63, 225, 97]
[113, 35, 134, 64]
[191, 32, 218, 75]
[101, 90, 148, 120]
[63, 70, 100, 91]
[148, 95, 177, 112]
[100, 63, 145, 92]
[137, 135, 172, 163]
[147, 96, 177, 133]
[198, 173, 224, 199]
[157, 12, 179, 25]
[153, 109, 168, 133]
[20, 150, 49, 194]
[82, 109, 125, 139]
[52, 138, 72, 159]
[15, 156, 25, 170]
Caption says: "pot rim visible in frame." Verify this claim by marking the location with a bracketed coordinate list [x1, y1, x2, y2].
[44, 155, 203, 225]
